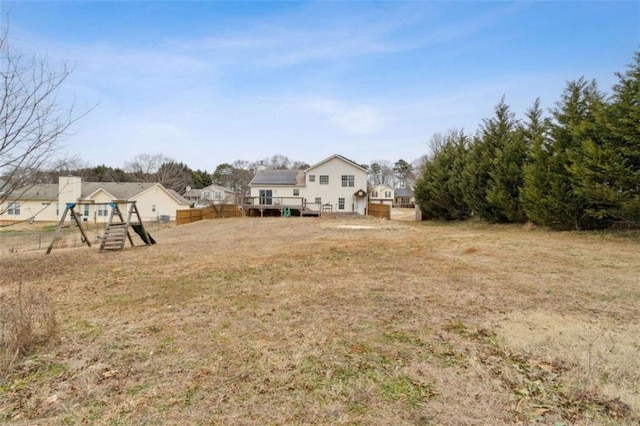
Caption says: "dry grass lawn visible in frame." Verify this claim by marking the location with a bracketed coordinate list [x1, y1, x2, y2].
[1, 216, 639, 425]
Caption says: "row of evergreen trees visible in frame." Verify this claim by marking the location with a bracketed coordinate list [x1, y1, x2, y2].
[414, 52, 640, 230]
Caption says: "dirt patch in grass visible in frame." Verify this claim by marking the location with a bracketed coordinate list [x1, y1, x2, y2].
[0, 216, 638, 424]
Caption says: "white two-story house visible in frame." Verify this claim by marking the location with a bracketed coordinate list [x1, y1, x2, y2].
[247, 154, 368, 215]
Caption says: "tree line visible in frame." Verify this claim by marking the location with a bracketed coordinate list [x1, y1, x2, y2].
[37, 154, 418, 196]
[414, 52, 640, 230]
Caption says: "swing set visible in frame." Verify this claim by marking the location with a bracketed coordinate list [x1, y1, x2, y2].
[46, 201, 155, 254]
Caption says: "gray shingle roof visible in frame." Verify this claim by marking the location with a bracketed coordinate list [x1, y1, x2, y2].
[81, 182, 157, 199]
[183, 188, 201, 198]
[165, 189, 190, 205]
[250, 170, 304, 186]
[4, 184, 59, 200]
[4, 180, 190, 205]
[394, 188, 414, 197]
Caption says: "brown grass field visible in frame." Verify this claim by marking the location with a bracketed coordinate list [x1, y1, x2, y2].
[1, 214, 639, 425]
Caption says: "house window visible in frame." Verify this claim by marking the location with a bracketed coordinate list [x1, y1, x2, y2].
[7, 202, 20, 215]
[203, 191, 211, 199]
[314, 197, 321, 204]
[319, 175, 329, 185]
[97, 205, 109, 217]
[373, 191, 378, 198]
[309, 175, 316, 183]
[338, 198, 345, 210]
[152, 205, 156, 212]
[341, 175, 354, 187]
[293, 189, 300, 196]
[385, 191, 391, 198]
[215, 192, 222, 199]
[84, 205, 90, 217]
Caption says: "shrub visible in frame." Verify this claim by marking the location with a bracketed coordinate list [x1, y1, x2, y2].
[0, 282, 58, 369]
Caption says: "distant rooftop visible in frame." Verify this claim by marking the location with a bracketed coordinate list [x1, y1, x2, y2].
[394, 188, 414, 197]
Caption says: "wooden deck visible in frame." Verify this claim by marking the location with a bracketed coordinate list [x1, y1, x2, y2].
[239, 196, 321, 217]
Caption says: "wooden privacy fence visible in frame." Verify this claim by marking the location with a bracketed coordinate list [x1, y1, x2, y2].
[367, 203, 391, 220]
[176, 205, 242, 225]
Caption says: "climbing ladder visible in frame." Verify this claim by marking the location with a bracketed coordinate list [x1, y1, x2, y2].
[46, 201, 154, 254]
[99, 203, 135, 251]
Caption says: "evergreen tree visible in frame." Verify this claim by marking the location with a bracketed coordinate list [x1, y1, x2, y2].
[572, 52, 640, 224]
[486, 124, 528, 223]
[393, 159, 415, 189]
[520, 99, 554, 224]
[463, 97, 520, 222]
[545, 78, 604, 229]
[415, 130, 470, 220]
[191, 169, 213, 189]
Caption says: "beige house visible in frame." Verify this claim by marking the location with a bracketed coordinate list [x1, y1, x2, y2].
[248, 154, 368, 215]
[183, 184, 237, 207]
[0, 176, 190, 223]
[369, 184, 394, 206]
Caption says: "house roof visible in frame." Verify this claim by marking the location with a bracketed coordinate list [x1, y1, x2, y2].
[6, 180, 190, 205]
[183, 188, 201, 198]
[83, 182, 189, 205]
[201, 184, 236, 193]
[81, 182, 158, 200]
[249, 170, 304, 186]
[165, 188, 191, 205]
[394, 188, 414, 197]
[184, 184, 236, 200]
[4, 184, 59, 200]
[306, 154, 367, 172]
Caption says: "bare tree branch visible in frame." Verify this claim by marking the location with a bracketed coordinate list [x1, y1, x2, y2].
[0, 23, 92, 213]
[125, 153, 193, 192]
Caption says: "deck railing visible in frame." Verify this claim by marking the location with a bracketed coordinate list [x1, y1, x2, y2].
[241, 196, 308, 208]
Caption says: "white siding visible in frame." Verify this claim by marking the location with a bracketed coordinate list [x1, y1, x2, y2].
[249, 185, 304, 207]
[302, 157, 367, 213]
[131, 186, 187, 221]
[0, 200, 57, 222]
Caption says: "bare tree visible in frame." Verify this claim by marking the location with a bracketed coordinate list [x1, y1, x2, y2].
[125, 153, 193, 192]
[413, 154, 429, 178]
[0, 25, 88, 212]
[125, 153, 166, 181]
[368, 160, 396, 187]
[156, 161, 193, 193]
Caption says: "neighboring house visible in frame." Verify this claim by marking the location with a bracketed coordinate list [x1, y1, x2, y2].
[0, 183, 58, 221]
[247, 154, 368, 214]
[0, 176, 190, 223]
[369, 184, 394, 206]
[183, 184, 237, 207]
[394, 187, 415, 208]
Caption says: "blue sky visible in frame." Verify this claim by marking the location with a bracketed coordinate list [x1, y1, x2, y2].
[3, 1, 639, 171]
